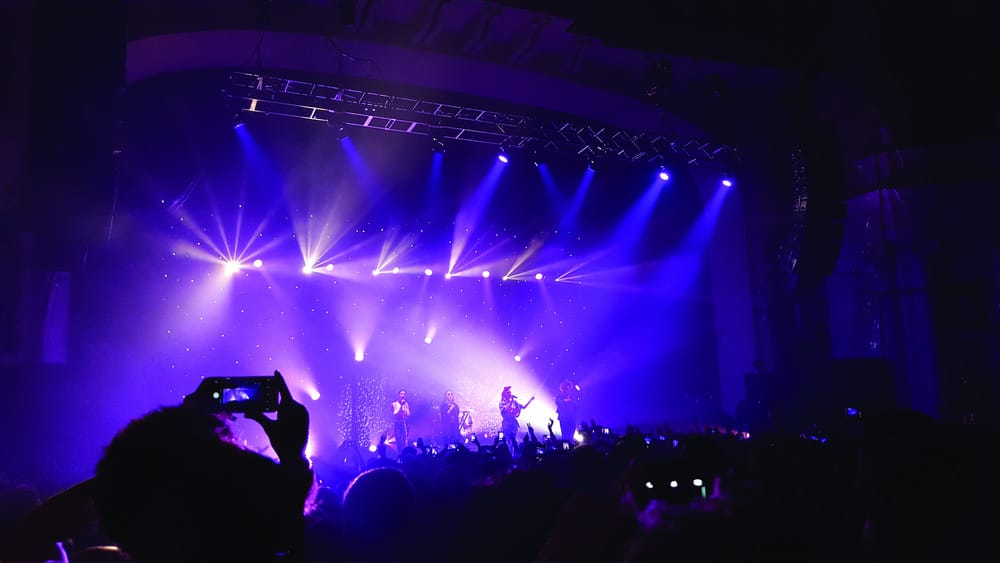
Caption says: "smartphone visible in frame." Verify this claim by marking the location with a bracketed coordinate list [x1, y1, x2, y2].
[203, 376, 279, 413]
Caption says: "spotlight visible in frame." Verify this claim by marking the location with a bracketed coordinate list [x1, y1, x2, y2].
[534, 273, 543, 280]
[444, 272, 452, 280]
[721, 175, 734, 188]
[252, 259, 263, 268]
[531, 151, 545, 167]
[354, 350, 365, 362]
[514, 354, 522, 362]
[669, 480, 679, 488]
[392, 267, 400, 274]
[309, 389, 321, 401]
[328, 118, 348, 140]
[424, 336, 432, 344]
[497, 152, 509, 164]
[658, 167, 670, 182]
[693, 478, 704, 487]
[481, 270, 490, 278]
[372, 269, 380, 276]
[431, 138, 446, 153]
[424, 268, 433, 276]
[368, 444, 378, 453]
[302, 264, 314, 275]
[587, 157, 597, 171]
[325, 264, 334, 271]
[224, 260, 241, 276]
[232, 113, 245, 129]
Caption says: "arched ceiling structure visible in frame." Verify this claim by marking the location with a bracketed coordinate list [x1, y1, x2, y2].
[125, 0, 795, 162]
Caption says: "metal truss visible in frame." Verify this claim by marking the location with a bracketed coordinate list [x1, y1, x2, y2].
[223, 72, 737, 169]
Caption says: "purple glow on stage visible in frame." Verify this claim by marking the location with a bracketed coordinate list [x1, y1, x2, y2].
[560, 167, 595, 232]
[537, 163, 565, 211]
[35, 98, 723, 490]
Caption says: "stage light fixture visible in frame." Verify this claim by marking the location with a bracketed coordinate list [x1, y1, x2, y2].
[327, 117, 348, 140]
[658, 167, 670, 181]
[424, 268, 433, 276]
[431, 137, 446, 153]
[497, 151, 509, 163]
[232, 113, 245, 129]
[253, 259, 263, 268]
[721, 174, 734, 187]
[534, 273, 543, 280]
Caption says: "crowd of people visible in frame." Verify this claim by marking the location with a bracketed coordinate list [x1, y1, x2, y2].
[1, 372, 996, 563]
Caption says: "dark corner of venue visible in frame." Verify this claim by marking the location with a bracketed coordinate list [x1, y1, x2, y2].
[1, 1, 998, 562]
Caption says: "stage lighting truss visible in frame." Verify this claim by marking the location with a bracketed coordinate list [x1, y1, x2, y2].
[223, 72, 737, 170]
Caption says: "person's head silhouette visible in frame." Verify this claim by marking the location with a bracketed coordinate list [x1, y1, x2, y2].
[94, 371, 312, 563]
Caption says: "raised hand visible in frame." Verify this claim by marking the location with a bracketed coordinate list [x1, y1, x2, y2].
[245, 370, 310, 463]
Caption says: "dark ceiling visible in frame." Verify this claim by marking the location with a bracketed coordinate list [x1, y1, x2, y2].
[494, 0, 834, 69]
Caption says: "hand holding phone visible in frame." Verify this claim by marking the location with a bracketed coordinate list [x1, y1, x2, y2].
[185, 371, 309, 463]
[244, 371, 310, 464]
